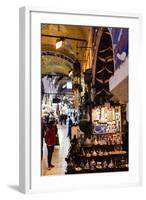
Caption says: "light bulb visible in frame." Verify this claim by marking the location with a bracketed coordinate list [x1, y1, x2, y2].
[56, 40, 63, 49]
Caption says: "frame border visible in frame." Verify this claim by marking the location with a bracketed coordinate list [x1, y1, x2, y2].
[19, 6, 143, 193]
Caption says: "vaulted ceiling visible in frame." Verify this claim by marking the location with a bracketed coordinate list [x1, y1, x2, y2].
[41, 24, 92, 76]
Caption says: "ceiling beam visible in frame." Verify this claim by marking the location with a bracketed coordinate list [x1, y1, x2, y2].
[41, 34, 87, 42]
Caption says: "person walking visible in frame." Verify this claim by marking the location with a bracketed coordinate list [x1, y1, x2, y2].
[54, 119, 59, 146]
[45, 114, 49, 127]
[68, 116, 73, 140]
[60, 114, 63, 125]
[45, 121, 56, 170]
[64, 114, 67, 125]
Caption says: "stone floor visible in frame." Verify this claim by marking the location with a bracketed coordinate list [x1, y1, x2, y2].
[41, 124, 70, 176]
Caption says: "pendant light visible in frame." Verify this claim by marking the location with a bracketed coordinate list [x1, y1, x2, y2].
[56, 38, 64, 49]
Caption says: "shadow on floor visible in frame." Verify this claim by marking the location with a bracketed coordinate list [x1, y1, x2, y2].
[8, 185, 20, 192]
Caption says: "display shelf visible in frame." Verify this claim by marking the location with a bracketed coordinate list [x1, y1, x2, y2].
[65, 130, 128, 174]
[81, 144, 124, 148]
[93, 132, 124, 135]
[76, 153, 127, 159]
[65, 167, 128, 174]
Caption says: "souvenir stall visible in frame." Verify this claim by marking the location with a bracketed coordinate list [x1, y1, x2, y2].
[65, 104, 128, 174]
[41, 94, 53, 117]
[41, 94, 59, 124]
[65, 27, 128, 174]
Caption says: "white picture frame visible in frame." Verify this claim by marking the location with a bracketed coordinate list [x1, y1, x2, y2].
[19, 6, 143, 194]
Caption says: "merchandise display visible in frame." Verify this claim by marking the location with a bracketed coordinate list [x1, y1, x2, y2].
[65, 131, 128, 174]
[71, 125, 81, 139]
[92, 105, 121, 133]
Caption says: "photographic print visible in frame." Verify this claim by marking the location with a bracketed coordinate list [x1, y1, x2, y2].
[41, 24, 129, 176]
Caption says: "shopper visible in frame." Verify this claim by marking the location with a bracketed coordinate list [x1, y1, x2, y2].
[74, 112, 78, 123]
[45, 114, 49, 127]
[54, 119, 59, 146]
[68, 116, 73, 140]
[64, 114, 67, 125]
[45, 121, 56, 170]
[60, 114, 63, 125]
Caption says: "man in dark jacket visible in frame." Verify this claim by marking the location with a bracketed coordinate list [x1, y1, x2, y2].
[68, 116, 73, 140]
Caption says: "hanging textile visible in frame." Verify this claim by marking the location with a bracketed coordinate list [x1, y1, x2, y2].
[93, 27, 114, 105]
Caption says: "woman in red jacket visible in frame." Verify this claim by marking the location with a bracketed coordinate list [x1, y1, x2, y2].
[45, 120, 56, 170]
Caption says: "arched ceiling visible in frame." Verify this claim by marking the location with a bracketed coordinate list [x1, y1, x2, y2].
[42, 73, 72, 95]
[41, 53, 74, 76]
[41, 24, 92, 75]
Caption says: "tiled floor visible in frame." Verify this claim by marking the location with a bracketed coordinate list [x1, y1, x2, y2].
[42, 124, 70, 176]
